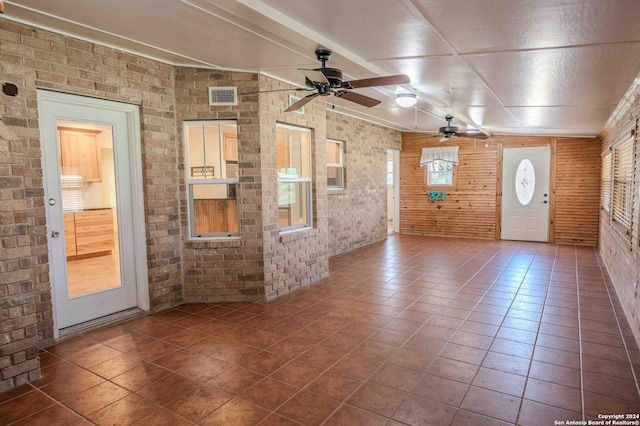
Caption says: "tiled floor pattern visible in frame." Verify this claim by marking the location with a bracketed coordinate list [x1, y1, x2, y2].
[3, 235, 640, 425]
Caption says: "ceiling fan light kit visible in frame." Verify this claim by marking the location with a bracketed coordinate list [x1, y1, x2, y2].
[396, 93, 417, 107]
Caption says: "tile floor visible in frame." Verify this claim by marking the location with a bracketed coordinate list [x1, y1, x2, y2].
[2, 235, 640, 425]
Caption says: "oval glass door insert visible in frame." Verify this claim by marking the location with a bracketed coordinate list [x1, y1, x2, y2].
[515, 159, 535, 206]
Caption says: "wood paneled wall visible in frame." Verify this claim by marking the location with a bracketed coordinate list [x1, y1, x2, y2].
[400, 135, 600, 246]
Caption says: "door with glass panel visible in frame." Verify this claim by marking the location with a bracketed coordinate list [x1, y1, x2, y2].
[501, 146, 551, 242]
[38, 90, 147, 331]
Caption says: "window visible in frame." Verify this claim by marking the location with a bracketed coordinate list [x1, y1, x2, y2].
[612, 138, 634, 231]
[277, 124, 312, 231]
[184, 121, 239, 238]
[420, 146, 459, 188]
[327, 139, 344, 189]
[601, 152, 612, 212]
[515, 159, 535, 206]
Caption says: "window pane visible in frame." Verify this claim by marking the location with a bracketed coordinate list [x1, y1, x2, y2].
[328, 166, 343, 188]
[277, 126, 311, 178]
[191, 183, 238, 235]
[327, 141, 342, 165]
[186, 123, 223, 179]
[515, 159, 535, 206]
[428, 160, 453, 186]
[278, 182, 310, 228]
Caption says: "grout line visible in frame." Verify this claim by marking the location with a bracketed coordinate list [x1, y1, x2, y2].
[515, 243, 559, 425]
[575, 246, 586, 420]
[594, 247, 640, 397]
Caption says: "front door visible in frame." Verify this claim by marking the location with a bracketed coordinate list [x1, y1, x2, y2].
[38, 90, 148, 332]
[501, 146, 551, 242]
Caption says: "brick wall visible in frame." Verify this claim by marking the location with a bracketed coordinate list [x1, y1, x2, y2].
[175, 67, 266, 301]
[258, 76, 330, 298]
[598, 76, 640, 347]
[326, 111, 402, 256]
[0, 119, 39, 392]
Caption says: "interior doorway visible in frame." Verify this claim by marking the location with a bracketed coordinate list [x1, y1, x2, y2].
[387, 149, 400, 234]
[38, 90, 149, 335]
[501, 146, 551, 242]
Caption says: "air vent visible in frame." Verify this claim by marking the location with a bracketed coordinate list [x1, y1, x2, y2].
[209, 87, 237, 106]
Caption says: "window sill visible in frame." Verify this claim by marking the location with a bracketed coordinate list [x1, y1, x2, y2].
[186, 236, 242, 249]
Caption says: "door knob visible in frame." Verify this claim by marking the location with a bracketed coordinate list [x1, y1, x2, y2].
[51, 231, 60, 238]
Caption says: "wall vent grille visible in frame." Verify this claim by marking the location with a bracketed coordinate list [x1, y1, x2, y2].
[209, 87, 237, 106]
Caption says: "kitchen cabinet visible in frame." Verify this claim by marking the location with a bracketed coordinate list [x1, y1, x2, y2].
[223, 134, 238, 162]
[58, 127, 102, 182]
[63, 212, 76, 257]
[65, 209, 114, 258]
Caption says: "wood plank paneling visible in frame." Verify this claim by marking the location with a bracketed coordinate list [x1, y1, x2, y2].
[400, 135, 600, 246]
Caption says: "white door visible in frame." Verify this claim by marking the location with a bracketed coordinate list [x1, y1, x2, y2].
[38, 90, 149, 332]
[501, 146, 551, 242]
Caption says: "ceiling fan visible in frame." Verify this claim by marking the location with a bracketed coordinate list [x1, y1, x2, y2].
[283, 48, 410, 112]
[409, 114, 488, 141]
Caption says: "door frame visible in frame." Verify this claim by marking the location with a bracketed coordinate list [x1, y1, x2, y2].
[496, 142, 556, 243]
[388, 149, 400, 234]
[37, 90, 149, 338]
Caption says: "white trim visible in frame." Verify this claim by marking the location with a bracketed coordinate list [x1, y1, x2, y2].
[420, 146, 459, 166]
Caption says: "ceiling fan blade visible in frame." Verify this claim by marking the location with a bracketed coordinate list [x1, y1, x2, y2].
[240, 87, 311, 96]
[299, 69, 329, 84]
[456, 132, 488, 140]
[334, 90, 381, 108]
[284, 93, 319, 112]
[342, 74, 410, 89]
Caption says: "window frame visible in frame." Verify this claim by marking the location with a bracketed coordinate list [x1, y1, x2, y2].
[276, 123, 313, 233]
[424, 159, 458, 190]
[601, 151, 612, 213]
[184, 120, 240, 240]
[326, 139, 344, 190]
[611, 135, 634, 235]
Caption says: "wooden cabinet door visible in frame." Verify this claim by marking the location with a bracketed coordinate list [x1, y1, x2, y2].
[223, 134, 238, 162]
[58, 128, 102, 182]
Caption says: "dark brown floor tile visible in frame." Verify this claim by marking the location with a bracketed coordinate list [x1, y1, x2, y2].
[205, 367, 264, 395]
[0, 389, 56, 424]
[428, 356, 480, 384]
[198, 397, 269, 426]
[352, 339, 397, 361]
[582, 353, 637, 381]
[40, 368, 106, 400]
[136, 373, 199, 406]
[88, 393, 158, 426]
[452, 409, 513, 426]
[583, 391, 640, 418]
[532, 346, 580, 370]
[18, 403, 85, 425]
[153, 348, 206, 371]
[272, 360, 323, 387]
[441, 342, 487, 365]
[46, 336, 103, 358]
[161, 328, 209, 346]
[259, 414, 304, 426]
[489, 338, 534, 359]
[319, 333, 363, 353]
[450, 330, 494, 350]
[411, 373, 469, 406]
[583, 371, 640, 403]
[393, 395, 457, 425]
[326, 404, 388, 426]
[111, 363, 170, 392]
[370, 363, 422, 392]
[166, 385, 231, 421]
[518, 399, 582, 426]
[529, 360, 581, 389]
[0, 383, 34, 404]
[132, 408, 193, 426]
[39, 350, 65, 368]
[347, 382, 406, 417]
[62, 381, 130, 416]
[194, 341, 261, 364]
[176, 355, 231, 382]
[240, 351, 289, 375]
[536, 333, 580, 354]
[297, 345, 345, 369]
[240, 377, 298, 410]
[482, 352, 530, 376]
[306, 371, 363, 401]
[330, 353, 382, 379]
[472, 367, 526, 397]
[524, 378, 582, 412]
[369, 328, 412, 346]
[461, 386, 521, 423]
[103, 332, 157, 353]
[277, 390, 341, 426]
[88, 353, 146, 380]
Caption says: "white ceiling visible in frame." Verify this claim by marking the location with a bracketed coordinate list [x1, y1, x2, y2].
[4, 0, 640, 137]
